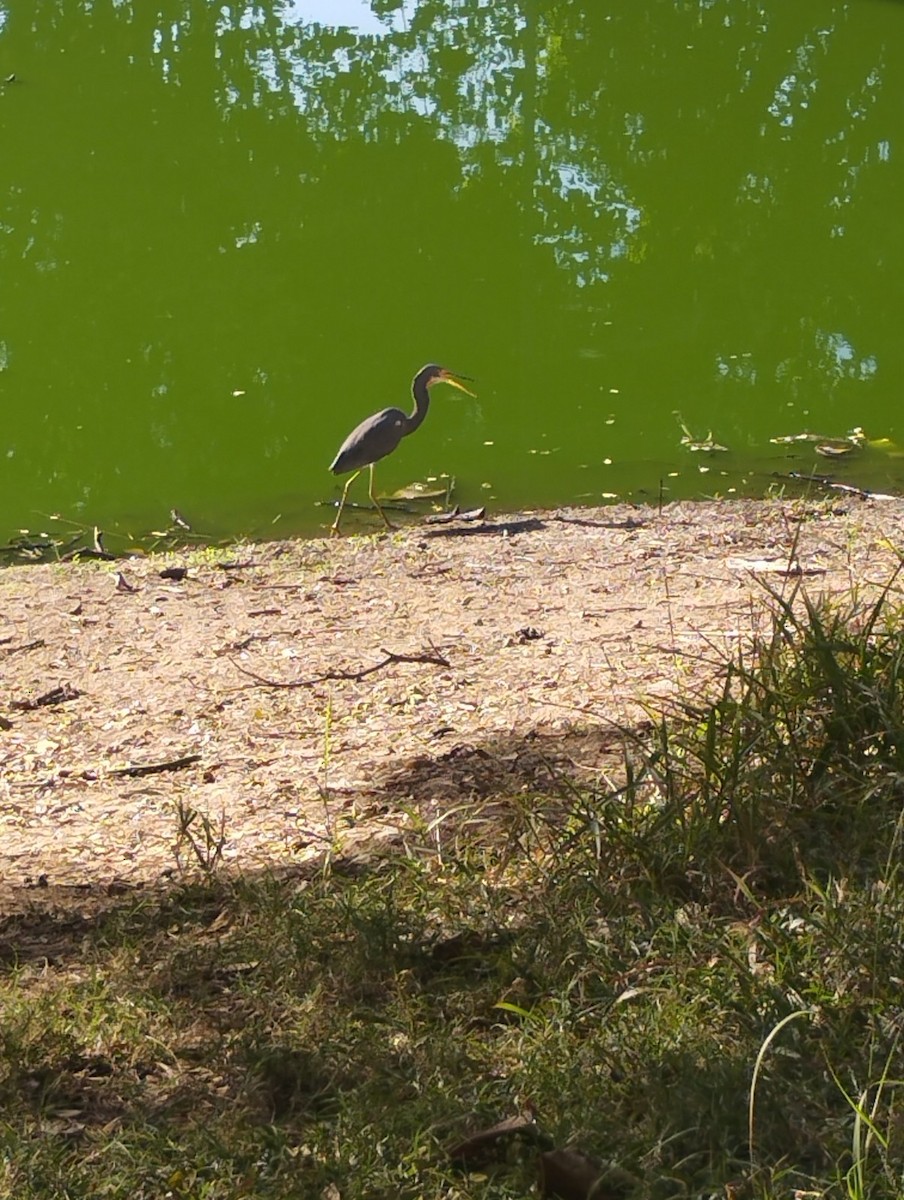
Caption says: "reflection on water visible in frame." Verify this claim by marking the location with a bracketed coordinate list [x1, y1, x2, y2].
[0, 0, 902, 546]
[282, 1, 408, 36]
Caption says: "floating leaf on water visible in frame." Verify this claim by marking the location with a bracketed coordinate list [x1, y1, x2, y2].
[386, 482, 447, 501]
[677, 415, 729, 453]
[771, 432, 820, 444]
[772, 428, 866, 450]
[681, 430, 729, 452]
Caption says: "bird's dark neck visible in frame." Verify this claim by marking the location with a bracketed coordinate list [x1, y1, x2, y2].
[404, 369, 431, 436]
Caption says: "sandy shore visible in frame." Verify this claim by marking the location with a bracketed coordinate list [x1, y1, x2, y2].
[1, 497, 902, 912]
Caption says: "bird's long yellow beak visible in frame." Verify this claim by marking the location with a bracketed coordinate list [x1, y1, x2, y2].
[440, 371, 477, 398]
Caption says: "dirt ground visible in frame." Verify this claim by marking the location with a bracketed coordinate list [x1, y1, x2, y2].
[2, 497, 903, 914]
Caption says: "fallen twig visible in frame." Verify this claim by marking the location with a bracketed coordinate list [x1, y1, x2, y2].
[785, 471, 897, 501]
[231, 646, 450, 690]
[214, 632, 275, 656]
[11, 683, 81, 711]
[110, 754, 202, 779]
[0, 638, 46, 657]
[424, 505, 460, 525]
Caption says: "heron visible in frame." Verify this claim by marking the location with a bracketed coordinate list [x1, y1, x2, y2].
[328, 363, 476, 535]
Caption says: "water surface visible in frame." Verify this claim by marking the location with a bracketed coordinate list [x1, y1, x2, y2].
[1, 0, 902, 546]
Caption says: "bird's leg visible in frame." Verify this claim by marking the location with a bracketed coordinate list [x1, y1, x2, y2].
[368, 463, 395, 530]
[330, 469, 361, 537]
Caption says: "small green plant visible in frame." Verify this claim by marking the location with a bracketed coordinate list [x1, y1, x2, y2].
[827, 1045, 904, 1200]
[172, 796, 227, 874]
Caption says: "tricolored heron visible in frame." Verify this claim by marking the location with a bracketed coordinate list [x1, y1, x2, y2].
[328, 363, 476, 535]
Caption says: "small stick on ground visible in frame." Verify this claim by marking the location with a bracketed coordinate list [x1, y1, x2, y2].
[1, 638, 46, 657]
[11, 683, 81, 710]
[231, 646, 450, 690]
[111, 754, 202, 779]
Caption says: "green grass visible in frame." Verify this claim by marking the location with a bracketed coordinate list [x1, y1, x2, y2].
[2, 581, 904, 1198]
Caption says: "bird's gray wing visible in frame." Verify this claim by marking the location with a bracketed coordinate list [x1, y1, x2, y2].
[330, 407, 408, 475]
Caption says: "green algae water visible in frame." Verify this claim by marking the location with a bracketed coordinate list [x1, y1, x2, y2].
[1, 1, 902, 547]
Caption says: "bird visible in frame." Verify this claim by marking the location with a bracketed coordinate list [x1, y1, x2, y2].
[328, 363, 476, 536]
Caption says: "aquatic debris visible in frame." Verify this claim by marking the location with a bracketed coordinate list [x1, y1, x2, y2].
[771, 426, 867, 454]
[386, 482, 448, 501]
[785, 472, 897, 501]
[676, 416, 729, 453]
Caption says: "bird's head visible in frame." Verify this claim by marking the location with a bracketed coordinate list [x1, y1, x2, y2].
[419, 364, 477, 397]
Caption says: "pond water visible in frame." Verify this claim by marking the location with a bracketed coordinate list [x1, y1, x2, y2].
[1, 0, 902, 548]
